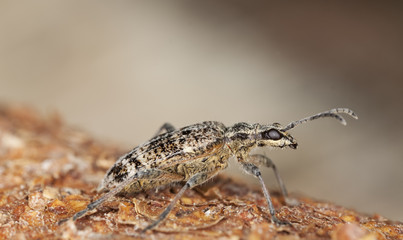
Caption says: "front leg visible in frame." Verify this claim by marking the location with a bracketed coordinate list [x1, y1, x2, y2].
[240, 162, 289, 225]
[248, 154, 299, 206]
[247, 154, 288, 198]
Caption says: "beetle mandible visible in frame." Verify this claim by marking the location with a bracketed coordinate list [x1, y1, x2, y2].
[60, 108, 357, 231]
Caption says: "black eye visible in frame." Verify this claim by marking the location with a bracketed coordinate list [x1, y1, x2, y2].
[264, 129, 282, 140]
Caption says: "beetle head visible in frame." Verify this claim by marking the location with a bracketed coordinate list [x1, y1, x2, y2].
[255, 123, 297, 149]
[255, 108, 357, 150]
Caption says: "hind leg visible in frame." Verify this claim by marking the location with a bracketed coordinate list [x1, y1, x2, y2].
[153, 123, 175, 137]
[58, 168, 183, 224]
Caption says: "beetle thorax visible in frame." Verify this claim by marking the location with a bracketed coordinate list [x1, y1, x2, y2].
[224, 122, 259, 157]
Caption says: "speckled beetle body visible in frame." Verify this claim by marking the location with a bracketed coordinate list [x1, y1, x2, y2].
[98, 121, 229, 194]
[60, 108, 357, 232]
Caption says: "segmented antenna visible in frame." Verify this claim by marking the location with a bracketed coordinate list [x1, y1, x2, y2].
[282, 108, 358, 131]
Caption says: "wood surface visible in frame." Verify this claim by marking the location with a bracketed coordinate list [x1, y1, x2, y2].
[0, 105, 401, 239]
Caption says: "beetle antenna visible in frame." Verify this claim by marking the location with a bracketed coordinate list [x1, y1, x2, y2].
[282, 108, 358, 131]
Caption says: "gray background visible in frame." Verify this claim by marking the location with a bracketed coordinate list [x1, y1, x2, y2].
[0, 1, 402, 221]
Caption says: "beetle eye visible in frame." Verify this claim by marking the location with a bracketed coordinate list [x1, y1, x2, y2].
[264, 129, 282, 140]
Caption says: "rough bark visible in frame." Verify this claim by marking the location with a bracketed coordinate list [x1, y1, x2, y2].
[0, 105, 401, 239]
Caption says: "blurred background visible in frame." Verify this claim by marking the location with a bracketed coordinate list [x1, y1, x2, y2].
[0, 1, 402, 221]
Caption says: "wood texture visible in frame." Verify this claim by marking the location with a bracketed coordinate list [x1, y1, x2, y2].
[0, 105, 401, 239]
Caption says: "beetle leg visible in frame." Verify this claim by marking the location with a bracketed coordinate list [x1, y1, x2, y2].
[153, 123, 175, 137]
[142, 170, 219, 232]
[240, 162, 289, 225]
[247, 154, 288, 198]
[58, 168, 183, 225]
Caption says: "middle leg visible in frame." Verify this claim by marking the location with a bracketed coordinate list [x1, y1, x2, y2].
[142, 170, 220, 232]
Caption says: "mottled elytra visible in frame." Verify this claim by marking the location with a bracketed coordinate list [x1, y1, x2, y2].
[59, 108, 357, 232]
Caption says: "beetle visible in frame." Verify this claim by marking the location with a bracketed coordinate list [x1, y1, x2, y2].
[59, 108, 357, 232]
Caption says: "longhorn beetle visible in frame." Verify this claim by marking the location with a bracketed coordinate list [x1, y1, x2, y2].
[59, 108, 357, 232]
